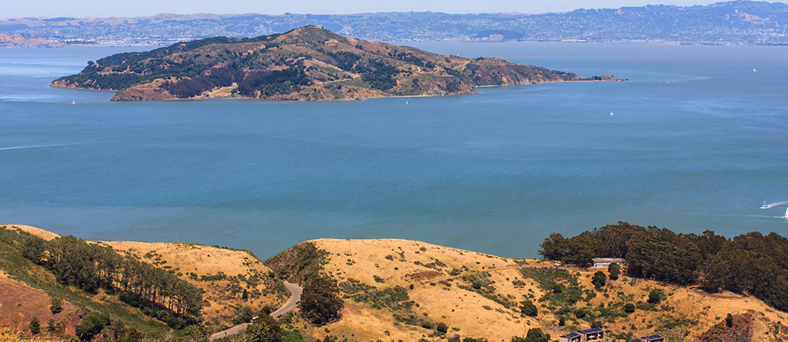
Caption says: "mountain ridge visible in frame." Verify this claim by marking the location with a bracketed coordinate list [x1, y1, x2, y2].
[2, 1, 787, 46]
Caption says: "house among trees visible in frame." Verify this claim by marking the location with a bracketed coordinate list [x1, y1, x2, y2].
[628, 334, 665, 342]
[558, 328, 605, 342]
[591, 257, 626, 268]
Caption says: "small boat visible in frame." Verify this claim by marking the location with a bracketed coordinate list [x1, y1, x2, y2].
[761, 200, 769, 209]
[753, 68, 757, 73]
[72, 101, 76, 105]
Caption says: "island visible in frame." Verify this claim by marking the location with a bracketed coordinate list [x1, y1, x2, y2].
[51, 25, 620, 101]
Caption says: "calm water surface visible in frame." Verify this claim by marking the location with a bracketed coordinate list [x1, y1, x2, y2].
[1, 43, 787, 258]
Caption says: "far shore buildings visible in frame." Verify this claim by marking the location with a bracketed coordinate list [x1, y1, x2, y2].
[558, 328, 604, 342]
[591, 257, 626, 268]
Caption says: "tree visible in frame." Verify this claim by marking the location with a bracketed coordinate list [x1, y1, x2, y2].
[300, 277, 344, 326]
[29, 317, 41, 334]
[242, 288, 249, 301]
[50, 296, 64, 314]
[608, 262, 621, 281]
[437, 322, 449, 333]
[647, 289, 663, 304]
[520, 300, 538, 317]
[592, 271, 607, 290]
[76, 312, 108, 341]
[725, 313, 734, 328]
[523, 328, 550, 342]
[244, 314, 282, 342]
[539, 233, 567, 260]
[624, 303, 636, 313]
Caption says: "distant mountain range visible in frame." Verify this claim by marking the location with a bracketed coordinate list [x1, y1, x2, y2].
[1, 1, 787, 46]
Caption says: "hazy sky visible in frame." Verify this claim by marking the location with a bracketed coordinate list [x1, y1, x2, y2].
[4, 0, 787, 18]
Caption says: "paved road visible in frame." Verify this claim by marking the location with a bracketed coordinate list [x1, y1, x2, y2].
[209, 281, 302, 341]
[271, 281, 303, 319]
[209, 323, 250, 341]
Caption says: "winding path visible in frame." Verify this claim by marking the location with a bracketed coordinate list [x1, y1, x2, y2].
[209, 281, 302, 341]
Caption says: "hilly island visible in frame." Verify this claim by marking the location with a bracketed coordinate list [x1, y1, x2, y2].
[51, 26, 619, 101]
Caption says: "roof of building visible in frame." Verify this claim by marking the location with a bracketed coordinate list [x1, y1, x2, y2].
[560, 332, 581, 338]
[644, 335, 664, 340]
[628, 339, 645, 342]
[592, 258, 627, 262]
[580, 327, 604, 334]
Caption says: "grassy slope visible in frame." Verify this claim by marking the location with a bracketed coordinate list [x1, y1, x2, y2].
[4, 225, 787, 342]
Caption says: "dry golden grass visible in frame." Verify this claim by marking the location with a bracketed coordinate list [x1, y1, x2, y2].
[306, 238, 788, 342]
[102, 241, 284, 328]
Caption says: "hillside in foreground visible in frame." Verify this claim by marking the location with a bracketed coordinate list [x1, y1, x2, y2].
[51, 26, 618, 101]
[2, 224, 787, 342]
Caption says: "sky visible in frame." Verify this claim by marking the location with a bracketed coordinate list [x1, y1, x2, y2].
[3, 0, 787, 18]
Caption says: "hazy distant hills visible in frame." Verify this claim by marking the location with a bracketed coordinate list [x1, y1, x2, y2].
[1, 1, 787, 46]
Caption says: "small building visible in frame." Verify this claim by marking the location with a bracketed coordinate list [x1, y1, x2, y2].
[558, 332, 581, 342]
[579, 327, 604, 341]
[629, 335, 665, 342]
[592, 257, 626, 268]
[558, 328, 605, 342]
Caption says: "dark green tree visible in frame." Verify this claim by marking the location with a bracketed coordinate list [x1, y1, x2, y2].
[29, 316, 40, 334]
[624, 303, 635, 313]
[726, 313, 734, 328]
[76, 312, 108, 341]
[244, 314, 282, 342]
[520, 300, 538, 317]
[50, 296, 64, 314]
[300, 277, 344, 326]
[647, 289, 663, 304]
[608, 262, 621, 281]
[592, 271, 607, 290]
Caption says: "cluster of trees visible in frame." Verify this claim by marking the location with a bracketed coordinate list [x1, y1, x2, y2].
[20, 234, 203, 325]
[355, 59, 398, 91]
[162, 68, 245, 98]
[539, 222, 788, 311]
[236, 66, 312, 97]
[299, 277, 344, 326]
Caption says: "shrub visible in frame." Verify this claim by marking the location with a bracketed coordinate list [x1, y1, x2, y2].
[521, 300, 538, 317]
[76, 312, 107, 341]
[624, 303, 636, 313]
[608, 262, 621, 281]
[245, 314, 282, 342]
[648, 289, 664, 304]
[437, 322, 449, 333]
[592, 271, 607, 290]
[29, 317, 40, 334]
[50, 296, 63, 314]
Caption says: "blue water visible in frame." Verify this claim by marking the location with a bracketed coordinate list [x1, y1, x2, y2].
[1, 43, 787, 259]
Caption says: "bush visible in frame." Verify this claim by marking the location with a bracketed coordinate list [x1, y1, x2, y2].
[608, 262, 621, 281]
[50, 296, 64, 314]
[521, 300, 538, 317]
[648, 289, 664, 304]
[76, 312, 107, 341]
[245, 314, 281, 342]
[624, 303, 636, 313]
[592, 271, 607, 290]
[29, 317, 40, 334]
[437, 322, 449, 333]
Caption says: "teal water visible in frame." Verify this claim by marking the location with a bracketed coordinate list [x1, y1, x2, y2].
[1, 43, 787, 259]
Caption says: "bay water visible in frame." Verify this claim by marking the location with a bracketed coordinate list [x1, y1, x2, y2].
[1, 43, 787, 259]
